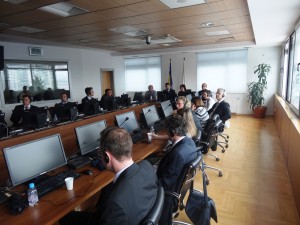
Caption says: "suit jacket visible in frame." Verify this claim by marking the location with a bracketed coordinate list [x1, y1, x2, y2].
[163, 89, 177, 102]
[144, 90, 157, 101]
[90, 160, 158, 225]
[208, 100, 231, 123]
[10, 104, 39, 127]
[81, 96, 97, 115]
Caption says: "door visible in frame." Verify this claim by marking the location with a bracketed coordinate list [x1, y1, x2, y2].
[101, 69, 114, 96]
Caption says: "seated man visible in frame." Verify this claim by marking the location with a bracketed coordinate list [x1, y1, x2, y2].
[10, 94, 39, 128]
[198, 83, 212, 99]
[202, 89, 215, 110]
[208, 88, 231, 131]
[156, 115, 198, 225]
[144, 85, 157, 102]
[81, 87, 98, 115]
[60, 127, 159, 225]
[100, 88, 115, 110]
[163, 82, 177, 103]
[53, 92, 77, 121]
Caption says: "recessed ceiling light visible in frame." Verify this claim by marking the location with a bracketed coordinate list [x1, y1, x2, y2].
[160, 0, 206, 9]
[10, 26, 45, 33]
[79, 39, 90, 43]
[110, 26, 149, 37]
[205, 30, 230, 36]
[162, 44, 171, 46]
[4, 0, 27, 4]
[39, 2, 89, 17]
[201, 22, 214, 28]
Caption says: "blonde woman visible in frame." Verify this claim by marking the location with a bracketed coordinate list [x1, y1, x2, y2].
[177, 108, 197, 138]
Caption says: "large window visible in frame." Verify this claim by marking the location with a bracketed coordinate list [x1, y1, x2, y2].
[1, 60, 70, 104]
[125, 57, 161, 92]
[197, 50, 248, 93]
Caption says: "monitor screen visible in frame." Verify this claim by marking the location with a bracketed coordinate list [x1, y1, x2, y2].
[133, 92, 144, 102]
[142, 105, 160, 126]
[3, 134, 67, 186]
[55, 102, 78, 122]
[157, 91, 166, 102]
[83, 99, 99, 115]
[160, 100, 173, 118]
[75, 120, 107, 155]
[115, 111, 139, 133]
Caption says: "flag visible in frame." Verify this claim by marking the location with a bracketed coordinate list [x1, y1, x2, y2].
[182, 57, 186, 84]
[168, 59, 173, 87]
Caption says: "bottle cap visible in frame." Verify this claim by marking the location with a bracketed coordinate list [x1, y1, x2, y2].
[29, 183, 35, 188]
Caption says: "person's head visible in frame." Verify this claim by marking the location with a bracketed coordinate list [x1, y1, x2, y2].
[165, 82, 171, 90]
[202, 90, 211, 100]
[105, 89, 113, 97]
[177, 108, 197, 138]
[180, 84, 186, 92]
[22, 94, 31, 106]
[148, 85, 154, 92]
[176, 96, 191, 109]
[202, 83, 207, 90]
[166, 115, 187, 141]
[191, 97, 204, 110]
[85, 87, 94, 96]
[100, 127, 133, 172]
[23, 86, 28, 91]
[60, 92, 68, 103]
[216, 88, 226, 101]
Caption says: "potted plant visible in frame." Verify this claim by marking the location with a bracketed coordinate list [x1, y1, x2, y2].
[247, 63, 271, 118]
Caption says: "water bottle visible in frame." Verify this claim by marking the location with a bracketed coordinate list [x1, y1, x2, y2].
[150, 125, 155, 134]
[53, 114, 58, 122]
[27, 183, 39, 207]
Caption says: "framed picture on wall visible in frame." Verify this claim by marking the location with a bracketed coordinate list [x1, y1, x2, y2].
[28, 46, 43, 56]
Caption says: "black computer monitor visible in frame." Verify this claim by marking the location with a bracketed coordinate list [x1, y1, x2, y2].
[102, 97, 117, 111]
[83, 99, 100, 115]
[3, 134, 67, 186]
[142, 105, 160, 127]
[29, 107, 48, 129]
[121, 94, 131, 107]
[133, 92, 144, 103]
[54, 102, 78, 122]
[115, 111, 139, 133]
[0, 112, 5, 123]
[160, 100, 173, 118]
[75, 120, 107, 156]
[157, 91, 166, 102]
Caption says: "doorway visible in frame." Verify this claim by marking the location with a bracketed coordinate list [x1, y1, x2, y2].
[100, 69, 114, 96]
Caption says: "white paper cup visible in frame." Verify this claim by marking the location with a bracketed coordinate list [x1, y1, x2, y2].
[147, 133, 152, 143]
[65, 177, 74, 190]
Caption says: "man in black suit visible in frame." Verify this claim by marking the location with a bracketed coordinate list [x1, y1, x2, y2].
[53, 92, 76, 121]
[156, 115, 198, 225]
[60, 127, 159, 225]
[208, 88, 231, 123]
[10, 94, 39, 128]
[81, 87, 97, 115]
[100, 88, 115, 110]
[163, 82, 177, 103]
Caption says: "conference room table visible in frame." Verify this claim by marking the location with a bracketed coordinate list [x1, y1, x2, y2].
[0, 103, 167, 225]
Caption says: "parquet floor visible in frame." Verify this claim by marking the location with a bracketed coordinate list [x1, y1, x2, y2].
[176, 115, 300, 225]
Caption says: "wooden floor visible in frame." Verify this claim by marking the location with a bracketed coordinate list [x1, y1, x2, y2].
[176, 115, 300, 225]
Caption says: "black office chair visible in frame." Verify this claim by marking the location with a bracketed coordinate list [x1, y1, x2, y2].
[163, 153, 201, 225]
[210, 115, 229, 153]
[140, 184, 165, 225]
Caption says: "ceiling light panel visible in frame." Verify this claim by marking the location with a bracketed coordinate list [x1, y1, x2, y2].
[39, 2, 89, 17]
[10, 26, 45, 33]
[160, 0, 206, 9]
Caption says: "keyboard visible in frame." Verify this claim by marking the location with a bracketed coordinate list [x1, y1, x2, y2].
[35, 170, 81, 197]
[68, 156, 92, 170]
[0, 191, 10, 204]
[131, 132, 144, 144]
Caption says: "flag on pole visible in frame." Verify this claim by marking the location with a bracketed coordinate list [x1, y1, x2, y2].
[168, 59, 173, 87]
[182, 57, 186, 85]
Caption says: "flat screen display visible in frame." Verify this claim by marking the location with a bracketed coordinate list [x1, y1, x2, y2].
[142, 105, 160, 126]
[160, 100, 173, 118]
[3, 134, 67, 186]
[75, 120, 107, 155]
[115, 111, 139, 133]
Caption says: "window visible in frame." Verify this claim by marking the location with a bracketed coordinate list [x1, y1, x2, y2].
[197, 50, 248, 93]
[1, 60, 70, 104]
[125, 57, 161, 92]
[280, 39, 291, 99]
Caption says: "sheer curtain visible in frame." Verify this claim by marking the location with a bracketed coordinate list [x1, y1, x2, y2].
[125, 56, 161, 92]
[197, 50, 248, 93]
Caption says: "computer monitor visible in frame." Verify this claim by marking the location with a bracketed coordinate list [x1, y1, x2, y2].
[160, 100, 173, 118]
[75, 120, 107, 156]
[83, 99, 100, 115]
[102, 97, 117, 111]
[0, 112, 5, 123]
[29, 107, 48, 129]
[142, 105, 160, 127]
[115, 111, 139, 133]
[133, 92, 144, 103]
[157, 91, 166, 102]
[54, 102, 78, 122]
[3, 134, 67, 186]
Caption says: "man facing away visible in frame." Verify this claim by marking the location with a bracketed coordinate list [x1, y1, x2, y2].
[60, 127, 159, 225]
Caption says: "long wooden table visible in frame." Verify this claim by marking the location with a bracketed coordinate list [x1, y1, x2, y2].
[0, 103, 167, 225]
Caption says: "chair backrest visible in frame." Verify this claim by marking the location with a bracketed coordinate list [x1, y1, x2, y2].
[140, 184, 165, 225]
[172, 153, 202, 211]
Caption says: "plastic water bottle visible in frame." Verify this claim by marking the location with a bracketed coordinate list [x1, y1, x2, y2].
[150, 125, 155, 134]
[27, 183, 39, 207]
[53, 114, 58, 122]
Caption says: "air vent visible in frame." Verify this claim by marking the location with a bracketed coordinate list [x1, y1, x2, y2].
[4, 0, 27, 4]
[110, 26, 149, 37]
[205, 30, 230, 36]
[10, 26, 45, 33]
[39, 2, 89, 17]
[160, 0, 206, 9]
[150, 36, 182, 44]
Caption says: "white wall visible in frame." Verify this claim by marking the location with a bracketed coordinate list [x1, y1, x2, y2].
[161, 46, 281, 115]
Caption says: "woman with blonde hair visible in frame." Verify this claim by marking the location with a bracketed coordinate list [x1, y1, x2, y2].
[176, 108, 197, 138]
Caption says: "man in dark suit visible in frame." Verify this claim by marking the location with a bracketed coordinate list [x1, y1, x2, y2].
[81, 87, 97, 115]
[60, 127, 159, 225]
[163, 82, 177, 103]
[53, 92, 77, 121]
[208, 88, 231, 123]
[156, 115, 198, 225]
[10, 94, 39, 128]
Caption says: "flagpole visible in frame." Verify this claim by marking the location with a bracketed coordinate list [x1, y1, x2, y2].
[182, 57, 186, 85]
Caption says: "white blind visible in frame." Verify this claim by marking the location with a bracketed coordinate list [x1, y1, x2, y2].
[197, 50, 247, 93]
[125, 56, 161, 92]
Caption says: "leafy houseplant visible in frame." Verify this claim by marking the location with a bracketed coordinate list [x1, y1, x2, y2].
[247, 63, 271, 118]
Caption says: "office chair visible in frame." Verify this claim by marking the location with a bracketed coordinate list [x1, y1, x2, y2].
[163, 153, 201, 225]
[210, 115, 229, 153]
[140, 184, 165, 225]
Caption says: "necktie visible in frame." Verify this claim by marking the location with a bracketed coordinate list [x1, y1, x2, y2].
[209, 102, 219, 117]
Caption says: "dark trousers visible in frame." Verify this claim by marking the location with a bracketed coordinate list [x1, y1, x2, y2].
[59, 211, 93, 225]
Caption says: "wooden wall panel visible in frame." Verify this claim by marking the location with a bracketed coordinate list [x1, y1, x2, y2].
[280, 110, 291, 164]
[273, 96, 282, 135]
